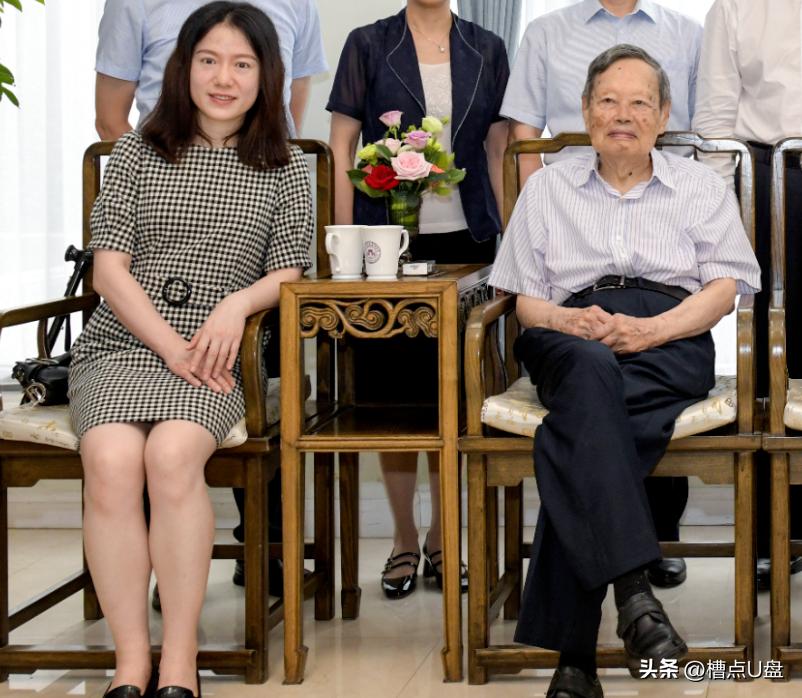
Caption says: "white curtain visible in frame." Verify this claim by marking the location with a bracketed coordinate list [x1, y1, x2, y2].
[0, 1, 107, 372]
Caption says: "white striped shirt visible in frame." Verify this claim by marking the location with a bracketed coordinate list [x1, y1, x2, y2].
[489, 149, 761, 304]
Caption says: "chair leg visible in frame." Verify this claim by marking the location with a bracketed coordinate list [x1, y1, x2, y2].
[338, 452, 361, 620]
[0, 484, 8, 683]
[771, 452, 791, 670]
[486, 486, 499, 622]
[503, 483, 523, 621]
[244, 455, 269, 684]
[313, 453, 335, 621]
[733, 452, 756, 666]
[468, 454, 489, 685]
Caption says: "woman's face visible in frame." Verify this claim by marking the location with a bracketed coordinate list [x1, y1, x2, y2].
[189, 22, 260, 138]
[408, 0, 451, 9]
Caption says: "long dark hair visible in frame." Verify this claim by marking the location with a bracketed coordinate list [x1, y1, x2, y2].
[141, 1, 289, 169]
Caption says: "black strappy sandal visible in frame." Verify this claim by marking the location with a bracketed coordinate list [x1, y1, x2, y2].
[422, 540, 468, 593]
[381, 550, 420, 599]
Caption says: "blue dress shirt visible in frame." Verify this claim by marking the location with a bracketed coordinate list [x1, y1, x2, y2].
[96, 0, 328, 137]
[501, 0, 701, 159]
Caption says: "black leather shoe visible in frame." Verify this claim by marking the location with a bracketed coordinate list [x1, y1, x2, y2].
[617, 591, 688, 678]
[756, 555, 802, 591]
[155, 672, 200, 698]
[546, 666, 603, 698]
[105, 687, 143, 698]
[422, 540, 468, 593]
[646, 558, 687, 588]
[233, 559, 310, 597]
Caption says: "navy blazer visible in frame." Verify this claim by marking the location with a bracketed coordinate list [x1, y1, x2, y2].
[327, 10, 509, 243]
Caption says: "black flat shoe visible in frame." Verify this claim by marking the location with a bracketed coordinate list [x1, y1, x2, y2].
[104, 685, 143, 697]
[646, 558, 687, 588]
[546, 666, 604, 698]
[617, 591, 688, 678]
[155, 671, 200, 698]
[381, 550, 420, 599]
[233, 558, 311, 597]
[756, 555, 802, 591]
[422, 540, 468, 593]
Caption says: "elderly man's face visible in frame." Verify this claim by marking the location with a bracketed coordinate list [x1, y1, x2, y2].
[582, 58, 670, 161]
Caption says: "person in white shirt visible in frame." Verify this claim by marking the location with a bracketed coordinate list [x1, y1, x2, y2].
[693, 0, 802, 590]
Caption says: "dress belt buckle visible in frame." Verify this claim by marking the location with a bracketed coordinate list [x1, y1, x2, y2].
[162, 276, 192, 307]
[592, 275, 626, 292]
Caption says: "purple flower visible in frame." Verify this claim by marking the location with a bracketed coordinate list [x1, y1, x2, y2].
[404, 130, 430, 151]
[379, 110, 403, 128]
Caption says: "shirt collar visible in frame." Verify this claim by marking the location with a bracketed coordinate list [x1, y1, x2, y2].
[582, 0, 657, 24]
[573, 148, 675, 191]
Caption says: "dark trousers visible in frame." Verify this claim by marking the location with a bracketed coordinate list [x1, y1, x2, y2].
[513, 288, 715, 653]
[752, 148, 802, 555]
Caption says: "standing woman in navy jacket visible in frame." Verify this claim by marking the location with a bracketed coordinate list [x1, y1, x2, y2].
[327, 0, 509, 599]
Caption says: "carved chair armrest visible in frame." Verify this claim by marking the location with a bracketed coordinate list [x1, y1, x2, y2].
[0, 293, 100, 330]
[768, 290, 787, 434]
[240, 307, 279, 437]
[464, 294, 517, 435]
[735, 293, 756, 433]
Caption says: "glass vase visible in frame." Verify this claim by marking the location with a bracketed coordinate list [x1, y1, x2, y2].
[388, 189, 421, 239]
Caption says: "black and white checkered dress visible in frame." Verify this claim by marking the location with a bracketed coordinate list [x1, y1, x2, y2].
[68, 131, 313, 444]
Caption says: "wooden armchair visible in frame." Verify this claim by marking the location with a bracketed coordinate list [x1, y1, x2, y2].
[459, 132, 759, 684]
[763, 137, 802, 675]
[0, 138, 341, 684]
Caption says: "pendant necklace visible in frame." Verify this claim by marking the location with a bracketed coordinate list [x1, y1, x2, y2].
[409, 20, 451, 54]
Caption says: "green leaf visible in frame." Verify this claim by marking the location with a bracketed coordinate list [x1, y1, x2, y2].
[0, 85, 19, 106]
[347, 169, 368, 186]
[354, 179, 389, 199]
[5, 0, 22, 11]
[374, 143, 394, 162]
[0, 63, 14, 84]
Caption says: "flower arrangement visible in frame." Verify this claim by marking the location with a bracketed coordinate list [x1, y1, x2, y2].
[348, 110, 466, 200]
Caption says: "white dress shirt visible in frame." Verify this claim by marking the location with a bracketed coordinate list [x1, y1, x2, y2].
[489, 149, 760, 304]
[694, 0, 802, 176]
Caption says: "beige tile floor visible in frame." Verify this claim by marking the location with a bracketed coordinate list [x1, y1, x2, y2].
[1, 527, 802, 696]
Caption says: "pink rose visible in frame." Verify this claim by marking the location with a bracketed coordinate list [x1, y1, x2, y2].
[391, 151, 433, 181]
[404, 130, 430, 150]
[379, 137, 402, 155]
[379, 110, 403, 128]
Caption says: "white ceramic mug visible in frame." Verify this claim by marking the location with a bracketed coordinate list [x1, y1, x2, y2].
[325, 225, 364, 279]
[362, 225, 410, 280]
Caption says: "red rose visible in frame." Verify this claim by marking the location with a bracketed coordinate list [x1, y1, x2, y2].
[364, 164, 399, 191]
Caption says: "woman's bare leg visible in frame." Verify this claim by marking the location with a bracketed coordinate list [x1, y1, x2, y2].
[145, 420, 216, 694]
[81, 422, 152, 691]
[380, 452, 420, 578]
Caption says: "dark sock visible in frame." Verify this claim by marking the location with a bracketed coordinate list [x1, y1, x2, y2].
[559, 650, 597, 678]
[613, 565, 652, 607]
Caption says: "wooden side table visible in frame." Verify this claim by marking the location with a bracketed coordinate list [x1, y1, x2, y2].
[280, 264, 491, 683]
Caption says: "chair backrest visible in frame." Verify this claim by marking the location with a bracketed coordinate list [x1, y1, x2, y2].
[500, 131, 756, 386]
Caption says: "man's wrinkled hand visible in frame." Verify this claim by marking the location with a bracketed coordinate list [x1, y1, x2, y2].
[552, 305, 613, 340]
[597, 314, 665, 354]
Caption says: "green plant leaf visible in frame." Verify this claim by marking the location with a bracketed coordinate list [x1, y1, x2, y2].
[5, 0, 23, 11]
[1, 85, 19, 106]
[374, 143, 394, 162]
[0, 63, 14, 84]
[347, 169, 368, 184]
[354, 179, 389, 198]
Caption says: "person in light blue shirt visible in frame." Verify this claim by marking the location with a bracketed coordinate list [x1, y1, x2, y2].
[500, 0, 702, 593]
[502, 0, 701, 177]
[94, 0, 327, 140]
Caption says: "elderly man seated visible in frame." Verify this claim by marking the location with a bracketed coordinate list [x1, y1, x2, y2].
[489, 44, 761, 698]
